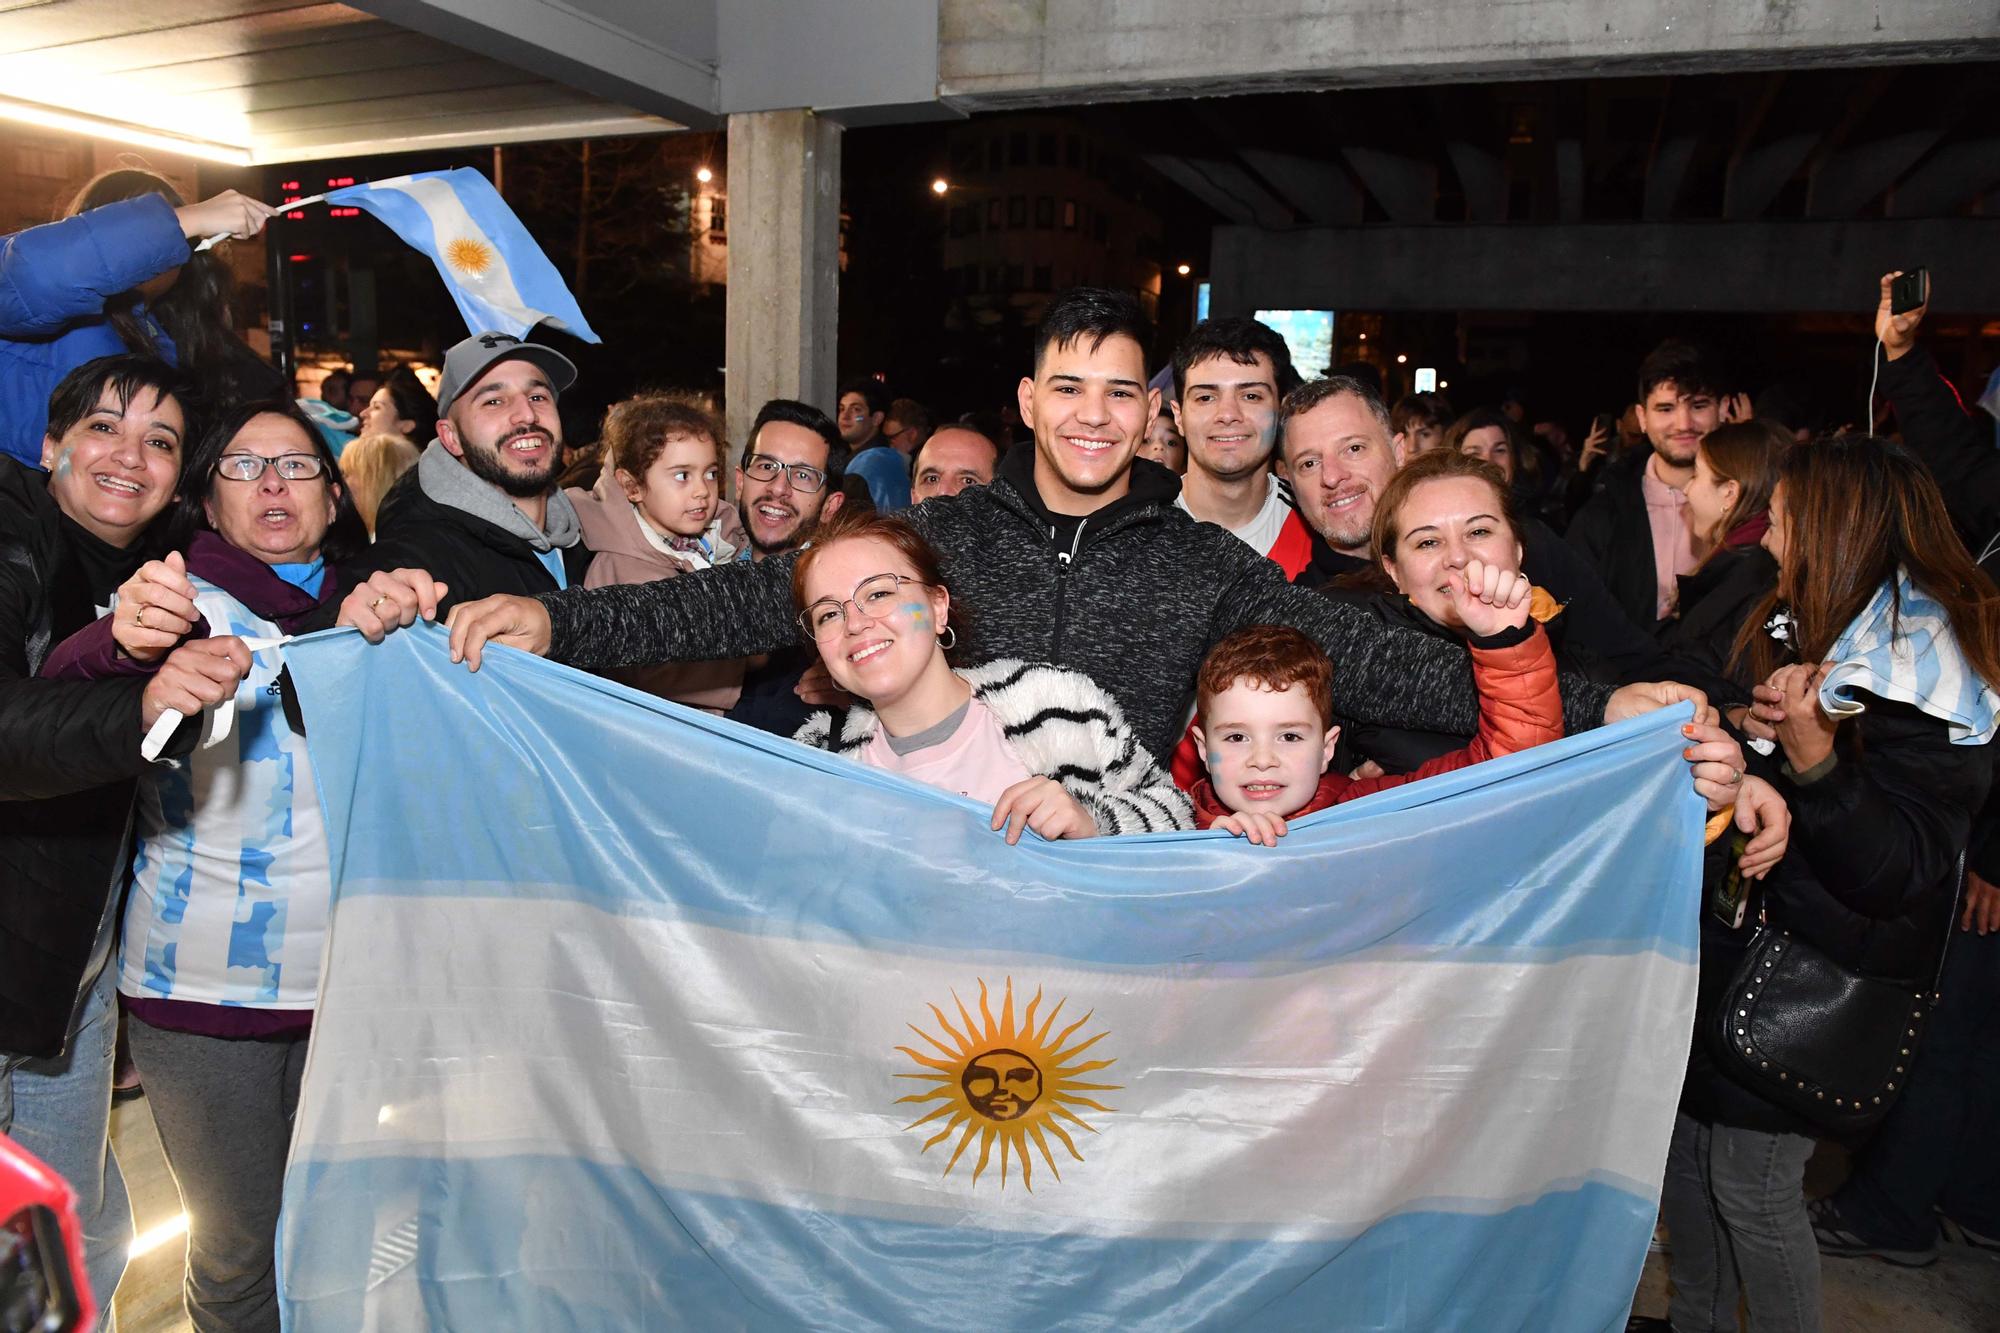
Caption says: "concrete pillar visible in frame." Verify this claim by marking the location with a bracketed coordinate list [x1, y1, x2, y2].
[723, 109, 842, 456]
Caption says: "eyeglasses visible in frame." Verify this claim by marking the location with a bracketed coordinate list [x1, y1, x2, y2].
[743, 454, 828, 494]
[797, 573, 928, 641]
[214, 453, 327, 482]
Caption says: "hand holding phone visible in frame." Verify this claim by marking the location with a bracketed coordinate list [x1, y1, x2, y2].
[1876, 270, 1929, 360]
[1890, 267, 1929, 316]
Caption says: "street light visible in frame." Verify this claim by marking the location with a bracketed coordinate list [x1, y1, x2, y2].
[1395, 354, 1408, 364]
[931, 178, 950, 195]
[696, 166, 713, 184]
[1176, 263, 1192, 277]
[1358, 332, 1367, 341]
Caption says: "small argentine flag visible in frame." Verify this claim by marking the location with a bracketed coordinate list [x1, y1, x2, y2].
[326, 169, 600, 343]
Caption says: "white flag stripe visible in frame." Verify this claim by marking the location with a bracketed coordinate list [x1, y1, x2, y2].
[297, 895, 1694, 1241]
[370, 176, 542, 332]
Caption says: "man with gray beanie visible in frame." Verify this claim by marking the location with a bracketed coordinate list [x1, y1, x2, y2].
[332, 331, 591, 620]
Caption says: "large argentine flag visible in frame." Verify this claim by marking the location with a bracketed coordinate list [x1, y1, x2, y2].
[280, 626, 1702, 1331]
[325, 169, 599, 342]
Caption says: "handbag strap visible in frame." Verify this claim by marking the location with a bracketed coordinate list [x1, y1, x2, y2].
[1927, 851, 1969, 1004]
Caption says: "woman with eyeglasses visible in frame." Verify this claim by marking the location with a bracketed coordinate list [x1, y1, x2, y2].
[790, 507, 1190, 840]
[40, 398, 364, 1333]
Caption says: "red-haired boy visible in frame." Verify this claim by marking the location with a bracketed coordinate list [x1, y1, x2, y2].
[1190, 560, 1563, 844]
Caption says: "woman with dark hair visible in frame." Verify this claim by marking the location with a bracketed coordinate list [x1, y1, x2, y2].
[1447, 406, 1561, 523]
[791, 507, 1191, 839]
[357, 365, 439, 441]
[0, 167, 280, 471]
[1660, 419, 1791, 686]
[1659, 436, 2000, 1333]
[1, 354, 252, 1318]
[41, 398, 364, 1333]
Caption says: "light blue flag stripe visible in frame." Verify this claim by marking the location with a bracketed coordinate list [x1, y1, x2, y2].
[281, 1157, 1652, 1332]
[279, 625, 1703, 1332]
[290, 625, 1700, 970]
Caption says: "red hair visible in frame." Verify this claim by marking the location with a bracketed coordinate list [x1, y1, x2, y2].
[1196, 624, 1334, 728]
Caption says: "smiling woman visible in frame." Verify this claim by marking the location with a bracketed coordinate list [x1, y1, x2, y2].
[790, 508, 1191, 841]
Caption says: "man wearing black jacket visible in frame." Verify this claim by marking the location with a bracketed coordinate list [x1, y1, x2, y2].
[1567, 341, 1725, 632]
[331, 331, 592, 624]
[438, 290, 1701, 762]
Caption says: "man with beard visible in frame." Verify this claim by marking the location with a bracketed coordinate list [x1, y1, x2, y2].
[1170, 317, 1313, 578]
[722, 399, 849, 735]
[339, 332, 590, 616]
[1567, 340, 1726, 632]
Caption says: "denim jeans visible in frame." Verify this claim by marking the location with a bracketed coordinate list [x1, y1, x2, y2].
[1831, 922, 2000, 1241]
[1660, 1110, 1821, 1332]
[0, 964, 131, 1330]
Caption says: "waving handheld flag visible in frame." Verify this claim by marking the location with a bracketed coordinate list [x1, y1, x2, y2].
[319, 169, 598, 343]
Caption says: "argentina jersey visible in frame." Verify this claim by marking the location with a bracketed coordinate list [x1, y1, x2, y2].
[120, 579, 330, 1009]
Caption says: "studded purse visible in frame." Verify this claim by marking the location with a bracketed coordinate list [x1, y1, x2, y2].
[1713, 856, 1964, 1134]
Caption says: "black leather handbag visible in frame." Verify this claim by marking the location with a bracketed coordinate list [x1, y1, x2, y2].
[1713, 856, 1964, 1135]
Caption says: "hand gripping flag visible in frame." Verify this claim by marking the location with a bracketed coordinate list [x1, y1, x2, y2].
[280, 625, 1703, 1332]
[324, 169, 599, 342]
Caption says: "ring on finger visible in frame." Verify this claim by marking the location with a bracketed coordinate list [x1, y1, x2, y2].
[135, 604, 148, 628]
[370, 594, 389, 611]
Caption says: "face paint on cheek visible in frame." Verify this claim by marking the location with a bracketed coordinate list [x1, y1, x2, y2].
[899, 602, 928, 627]
[51, 446, 74, 481]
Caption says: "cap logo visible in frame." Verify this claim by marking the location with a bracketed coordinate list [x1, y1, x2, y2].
[477, 334, 521, 349]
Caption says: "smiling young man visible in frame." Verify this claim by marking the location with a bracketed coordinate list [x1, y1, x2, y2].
[1567, 340, 1725, 631]
[1170, 318, 1312, 577]
[337, 331, 591, 615]
[439, 290, 1704, 763]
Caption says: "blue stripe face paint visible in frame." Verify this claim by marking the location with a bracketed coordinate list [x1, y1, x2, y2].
[51, 444, 74, 481]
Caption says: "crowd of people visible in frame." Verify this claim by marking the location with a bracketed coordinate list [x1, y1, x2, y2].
[1, 173, 1996, 1333]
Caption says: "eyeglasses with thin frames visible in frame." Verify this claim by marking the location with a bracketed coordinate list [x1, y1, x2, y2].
[214, 453, 327, 482]
[797, 573, 929, 641]
[743, 454, 828, 494]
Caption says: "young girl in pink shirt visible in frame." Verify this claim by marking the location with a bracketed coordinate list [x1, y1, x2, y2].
[791, 509, 1190, 839]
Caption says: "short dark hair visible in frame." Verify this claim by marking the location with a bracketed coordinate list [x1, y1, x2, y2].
[46, 353, 187, 443]
[1032, 287, 1152, 375]
[1171, 317, 1300, 404]
[1390, 392, 1453, 436]
[748, 398, 847, 484]
[910, 423, 1002, 480]
[837, 376, 889, 419]
[1279, 376, 1393, 433]
[169, 398, 368, 566]
[380, 365, 438, 432]
[886, 397, 933, 438]
[1637, 339, 1725, 405]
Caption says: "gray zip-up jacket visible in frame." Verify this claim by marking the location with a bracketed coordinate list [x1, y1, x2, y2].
[538, 448, 1615, 762]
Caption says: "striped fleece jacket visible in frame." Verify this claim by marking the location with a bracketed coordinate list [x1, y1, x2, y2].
[793, 659, 1193, 834]
[537, 444, 1616, 764]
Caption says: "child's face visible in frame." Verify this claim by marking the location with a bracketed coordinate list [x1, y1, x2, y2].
[620, 435, 719, 538]
[1192, 680, 1339, 818]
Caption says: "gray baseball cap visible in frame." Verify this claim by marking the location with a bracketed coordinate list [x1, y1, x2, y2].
[435, 331, 577, 411]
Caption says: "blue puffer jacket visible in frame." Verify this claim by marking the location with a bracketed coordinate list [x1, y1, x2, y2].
[0, 194, 188, 470]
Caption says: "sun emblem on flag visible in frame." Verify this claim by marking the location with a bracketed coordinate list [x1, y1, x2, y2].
[894, 977, 1119, 1191]
[444, 236, 495, 277]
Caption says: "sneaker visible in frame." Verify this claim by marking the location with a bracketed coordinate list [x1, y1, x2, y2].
[1938, 1214, 2000, 1253]
[1809, 1196, 1939, 1267]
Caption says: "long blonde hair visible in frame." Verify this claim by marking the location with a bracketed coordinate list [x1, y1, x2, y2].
[339, 433, 420, 535]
